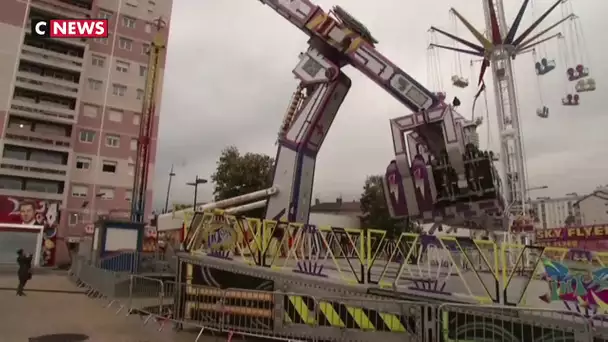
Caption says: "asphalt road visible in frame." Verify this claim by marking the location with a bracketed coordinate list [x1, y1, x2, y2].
[0, 273, 248, 342]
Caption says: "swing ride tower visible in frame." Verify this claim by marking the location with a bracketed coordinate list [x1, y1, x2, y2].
[428, 0, 585, 223]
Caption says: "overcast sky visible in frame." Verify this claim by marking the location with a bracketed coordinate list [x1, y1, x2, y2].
[151, 0, 608, 210]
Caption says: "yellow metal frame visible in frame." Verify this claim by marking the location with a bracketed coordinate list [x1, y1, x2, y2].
[183, 210, 608, 306]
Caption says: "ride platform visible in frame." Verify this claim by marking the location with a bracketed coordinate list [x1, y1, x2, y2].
[168, 211, 608, 341]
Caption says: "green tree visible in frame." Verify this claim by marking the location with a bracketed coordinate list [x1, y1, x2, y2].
[564, 214, 576, 227]
[360, 175, 418, 237]
[211, 146, 274, 218]
[173, 203, 191, 211]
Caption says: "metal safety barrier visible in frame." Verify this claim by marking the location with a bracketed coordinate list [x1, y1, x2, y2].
[68, 257, 608, 341]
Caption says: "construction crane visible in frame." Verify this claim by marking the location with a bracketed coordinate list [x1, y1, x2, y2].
[130, 18, 166, 223]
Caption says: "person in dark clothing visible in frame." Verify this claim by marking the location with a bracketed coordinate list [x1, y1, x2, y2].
[16, 249, 33, 296]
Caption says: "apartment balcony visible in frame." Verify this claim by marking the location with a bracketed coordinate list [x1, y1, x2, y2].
[21, 45, 84, 73]
[4, 127, 71, 152]
[0, 188, 64, 202]
[9, 99, 76, 125]
[0, 158, 68, 182]
[30, 0, 92, 20]
[14, 71, 80, 100]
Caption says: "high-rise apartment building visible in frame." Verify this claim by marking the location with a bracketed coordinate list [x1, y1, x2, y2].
[0, 0, 172, 264]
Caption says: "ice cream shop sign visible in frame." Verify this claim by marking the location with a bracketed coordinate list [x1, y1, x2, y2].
[536, 226, 608, 241]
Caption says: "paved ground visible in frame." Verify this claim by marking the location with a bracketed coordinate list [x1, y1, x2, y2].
[0, 273, 244, 341]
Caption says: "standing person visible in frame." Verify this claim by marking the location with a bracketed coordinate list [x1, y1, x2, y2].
[16, 249, 32, 296]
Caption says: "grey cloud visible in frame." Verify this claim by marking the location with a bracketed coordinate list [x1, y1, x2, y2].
[153, 0, 608, 209]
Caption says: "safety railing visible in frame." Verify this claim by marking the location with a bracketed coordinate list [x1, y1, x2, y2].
[68, 257, 608, 341]
[181, 210, 608, 309]
[88, 250, 176, 275]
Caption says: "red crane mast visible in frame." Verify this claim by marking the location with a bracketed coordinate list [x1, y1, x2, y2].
[130, 18, 166, 223]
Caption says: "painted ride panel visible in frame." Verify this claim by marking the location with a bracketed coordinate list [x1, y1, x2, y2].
[171, 210, 608, 340]
[384, 102, 504, 230]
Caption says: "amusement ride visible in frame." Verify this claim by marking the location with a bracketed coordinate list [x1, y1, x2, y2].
[165, 0, 599, 248]
[419, 0, 596, 239]
[151, 0, 604, 340]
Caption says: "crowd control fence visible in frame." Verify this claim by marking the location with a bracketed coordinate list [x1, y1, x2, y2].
[68, 255, 608, 342]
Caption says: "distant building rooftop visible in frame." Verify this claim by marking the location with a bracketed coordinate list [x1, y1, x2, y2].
[310, 198, 361, 214]
[573, 190, 608, 207]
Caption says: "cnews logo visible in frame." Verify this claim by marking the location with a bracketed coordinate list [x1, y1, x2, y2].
[32, 19, 109, 38]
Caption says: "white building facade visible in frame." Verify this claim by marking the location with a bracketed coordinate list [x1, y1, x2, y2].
[575, 188, 608, 226]
[530, 194, 582, 229]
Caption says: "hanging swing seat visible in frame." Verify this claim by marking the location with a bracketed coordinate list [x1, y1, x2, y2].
[567, 64, 590, 81]
[536, 106, 549, 118]
[562, 94, 580, 106]
[451, 75, 469, 88]
[496, 68, 506, 79]
[575, 78, 596, 92]
[535, 58, 556, 75]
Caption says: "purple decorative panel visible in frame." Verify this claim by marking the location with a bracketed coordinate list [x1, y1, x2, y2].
[411, 158, 434, 213]
[384, 161, 408, 217]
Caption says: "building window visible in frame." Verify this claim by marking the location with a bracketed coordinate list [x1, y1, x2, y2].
[108, 109, 123, 122]
[122, 16, 136, 28]
[88, 79, 102, 91]
[116, 60, 130, 73]
[125, 189, 133, 201]
[79, 130, 95, 143]
[127, 163, 135, 176]
[105, 134, 120, 148]
[8, 118, 31, 130]
[71, 185, 88, 197]
[118, 37, 133, 51]
[102, 160, 117, 173]
[136, 89, 144, 100]
[25, 179, 60, 193]
[83, 104, 98, 118]
[99, 9, 112, 19]
[92, 55, 105, 67]
[75, 157, 91, 170]
[139, 65, 147, 77]
[99, 187, 115, 200]
[145, 23, 152, 33]
[133, 113, 141, 125]
[68, 213, 78, 226]
[93, 37, 108, 45]
[3, 146, 27, 160]
[30, 150, 63, 165]
[0, 176, 23, 190]
[130, 138, 138, 151]
[142, 43, 150, 55]
[112, 84, 126, 96]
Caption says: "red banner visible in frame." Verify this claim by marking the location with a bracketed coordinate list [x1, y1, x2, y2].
[0, 195, 59, 266]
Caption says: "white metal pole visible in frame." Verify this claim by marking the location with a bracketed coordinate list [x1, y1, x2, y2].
[480, 0, 528, 219]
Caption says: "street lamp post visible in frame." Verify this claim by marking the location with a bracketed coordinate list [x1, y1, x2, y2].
[186, 176, 208, 211]
[527, 185, 548, 192]
[163, 165, 176, 213]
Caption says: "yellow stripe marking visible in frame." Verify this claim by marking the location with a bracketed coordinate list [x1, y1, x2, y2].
[318, 302, 345, 327]
[380, 313, 406, 332]
[289, 296, 316, 325]
[346, 307, 375, 330]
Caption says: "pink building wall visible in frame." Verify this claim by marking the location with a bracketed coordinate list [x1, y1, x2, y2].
[0, 0, 173, 264]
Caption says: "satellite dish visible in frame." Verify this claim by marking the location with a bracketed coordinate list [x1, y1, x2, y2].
[332, 6, 378, 44]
